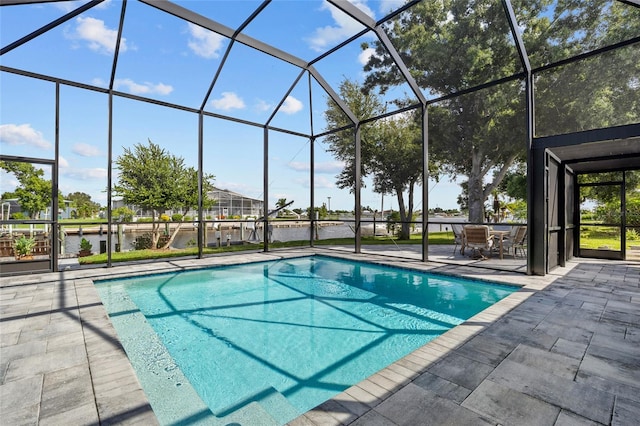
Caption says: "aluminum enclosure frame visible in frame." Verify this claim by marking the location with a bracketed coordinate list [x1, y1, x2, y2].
[1, 0, 639, 275]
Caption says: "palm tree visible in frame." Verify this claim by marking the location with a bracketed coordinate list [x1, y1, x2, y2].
[276, 198, 288, 217]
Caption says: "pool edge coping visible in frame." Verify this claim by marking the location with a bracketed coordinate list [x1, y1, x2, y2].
[288, 251, 566, 425]
[1, 248, 564, 425]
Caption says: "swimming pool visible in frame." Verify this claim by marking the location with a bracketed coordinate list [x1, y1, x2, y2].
[96, 255, 517, 425]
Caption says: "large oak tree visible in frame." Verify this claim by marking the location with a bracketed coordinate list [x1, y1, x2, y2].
[361, 0, 640, 222]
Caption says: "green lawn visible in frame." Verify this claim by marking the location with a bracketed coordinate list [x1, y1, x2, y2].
[579, 226, 640, 250]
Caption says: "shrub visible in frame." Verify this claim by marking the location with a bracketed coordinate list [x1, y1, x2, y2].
[627, 228, 639, 241]
[80, 237, 92, 251]
[133, 233, 153, 250]
[581, 210, 594, 222]
[171, 213, 184, 222]
[132, 233, 170, 250]
[14, 235, 36, 257]
[160, 213, 170, 222]
[184, 215, 192, 221]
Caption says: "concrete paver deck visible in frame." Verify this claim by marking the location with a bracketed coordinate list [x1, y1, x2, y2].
[1, 249, 638, 425]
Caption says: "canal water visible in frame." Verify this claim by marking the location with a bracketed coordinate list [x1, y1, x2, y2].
[59, 218, 464, 254]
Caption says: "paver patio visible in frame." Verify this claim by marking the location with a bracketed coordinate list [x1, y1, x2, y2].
[1, 249, 638, 425]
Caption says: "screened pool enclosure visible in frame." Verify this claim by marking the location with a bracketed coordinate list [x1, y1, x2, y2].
[1, 0, 639, 276]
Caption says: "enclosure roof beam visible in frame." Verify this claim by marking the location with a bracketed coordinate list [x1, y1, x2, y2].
[502, 0, 531, 74]
[138, 0, 363, 123]
[374, 29, 427, 104]
[139, 0, 308, 69]
[0, 0, 104, 55]
[327, 0, 376, 28]
[328, 0, 426, 105]
[308, 65, 358, 124]
[617, 0, 640, 7]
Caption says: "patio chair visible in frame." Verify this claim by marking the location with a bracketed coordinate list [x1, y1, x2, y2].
[463, 225, 494, 259]
[502, 225, 527, 258]
[451, 224, 466, 255]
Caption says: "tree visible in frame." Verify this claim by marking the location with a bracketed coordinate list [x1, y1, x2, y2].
[522, 1, 640, 136]
[306, 204, 327, 220]
[324, 79, 385, 192]
[112, 206, 134, 222]
[66, 192, 101, 219]
[579, 172, 640, 205]
[499, 163, 528, 202]
[276, 198, 289, 217]
[1, 190, 19, 200]
[324, 79, 430, 239]
[369, 113, 424, 239]
[0, 161, 53, 219]
[361, 0, 639, 222]
[578, 172, 640, 228]
[113, 140, 215, 249]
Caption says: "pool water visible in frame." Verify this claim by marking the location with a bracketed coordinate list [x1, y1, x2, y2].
[96, 256, 516, 425]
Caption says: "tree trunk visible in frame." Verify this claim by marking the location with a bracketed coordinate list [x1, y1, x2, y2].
[468, 150, 485, 223]
[396, 190, 411, 240]
[151, 222, 161, 248]
[151, 211, 161, 248]
[467, 149, 518, 223]
[160, 221, 183, 249]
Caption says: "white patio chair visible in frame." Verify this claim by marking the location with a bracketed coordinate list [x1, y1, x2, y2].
[502, 226, 527, 258]
[451, 224, 466, 255]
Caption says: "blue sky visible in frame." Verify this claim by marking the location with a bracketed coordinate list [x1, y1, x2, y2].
[1, 0, 464, 213]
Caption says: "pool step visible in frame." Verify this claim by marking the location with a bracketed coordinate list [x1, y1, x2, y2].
[220, 401, 280, 425]
[218, 386, 301, 425]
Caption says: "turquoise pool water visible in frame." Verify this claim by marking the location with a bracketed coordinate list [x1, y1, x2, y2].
[96, 256, 517, 425]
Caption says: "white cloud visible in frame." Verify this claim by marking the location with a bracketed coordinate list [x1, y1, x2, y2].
[272, 192, 291, 201]
[378, 0, 405, 14]
[0, 171, 19, 193]
[307, 0, 375, 52]
[210, 92, 245, 110]
[60, 167, 108, 180]
[290, 175, 336, 189]
[256, 100, 272, 112]
[444, 11, 454, 24]
[59, 156, 69, 168]
[71, 16, 127, 54]
[215, 182, 262, 199]
[288, 161, 344, 173]
[288, 162, 310, 172]
[358, 47, 377, 65]
[114, 78, 173, 96]
[280, 96, 303, 114]
[73, 143, 102, 157]
[313, 175, 335, 189]
[293, 177, 311, 188]
[91, 77, 108, 88]
[316, 161, 345, 173]
[0, 123, 52, 149]
[187, 23, 225, 59]
[54, 0, 112, 13]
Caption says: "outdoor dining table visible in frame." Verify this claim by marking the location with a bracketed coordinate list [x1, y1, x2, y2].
[489, 229, 511, 260]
